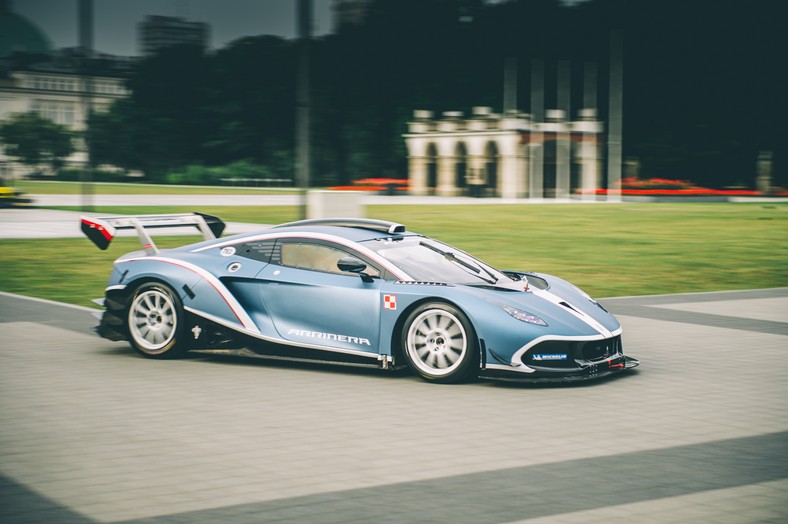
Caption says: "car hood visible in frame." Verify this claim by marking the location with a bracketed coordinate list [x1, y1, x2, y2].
[458, 273, 620, 337]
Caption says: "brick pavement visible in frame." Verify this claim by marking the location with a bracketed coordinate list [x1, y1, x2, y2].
[1, 289, 787, 523]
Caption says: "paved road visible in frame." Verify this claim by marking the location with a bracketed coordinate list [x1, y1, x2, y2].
[22, 193, 788, 208]
[0, 194, 587, 239]
[20, 193, 602, 208]
[3, 193, 787, 239]
[1, 289, 787, 523]
[0, 209, 266, 239]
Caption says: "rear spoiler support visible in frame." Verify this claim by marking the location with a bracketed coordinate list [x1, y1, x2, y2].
[81, 213, 225, 254]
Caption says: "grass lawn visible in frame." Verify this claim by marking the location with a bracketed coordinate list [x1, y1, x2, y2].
[370, 203, 788, 298]
[1, 202, 786, 308]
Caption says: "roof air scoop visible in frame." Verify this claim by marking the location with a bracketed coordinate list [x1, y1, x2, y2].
[272, 218, 406, 234]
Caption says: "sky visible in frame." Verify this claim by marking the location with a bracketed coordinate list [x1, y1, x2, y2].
[12, 0, 334, 56]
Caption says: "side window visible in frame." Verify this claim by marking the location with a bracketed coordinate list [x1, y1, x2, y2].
[236, 240, 277, 263]
[281, 242, 380, 277]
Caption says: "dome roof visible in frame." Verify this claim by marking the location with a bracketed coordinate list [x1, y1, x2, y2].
[0, 2, 53, 57]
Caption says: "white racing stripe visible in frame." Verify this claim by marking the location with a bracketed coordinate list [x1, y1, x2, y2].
[118, 256, 260, 334]
[530, 287, 614, 338]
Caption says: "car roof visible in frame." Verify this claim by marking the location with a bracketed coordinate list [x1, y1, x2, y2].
[265, 218, 419, 242]
[176, 219, 421, 252]
[266, 224, 418, 242]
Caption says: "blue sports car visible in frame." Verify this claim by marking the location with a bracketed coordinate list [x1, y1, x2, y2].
[82, 213, 638, 383]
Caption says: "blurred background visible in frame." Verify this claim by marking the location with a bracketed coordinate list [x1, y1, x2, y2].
[0, 0, 785, 192]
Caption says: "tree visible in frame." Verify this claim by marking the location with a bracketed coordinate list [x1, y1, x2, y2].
[0, 112, 75, 175]
[85, 0, 787, 188]
[88, 102, 136, 173]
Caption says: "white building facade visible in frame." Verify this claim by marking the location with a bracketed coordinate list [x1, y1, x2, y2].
[0, 68, 127, 126]
[0, 53, 130, 177]
[404, 106, 604, 199]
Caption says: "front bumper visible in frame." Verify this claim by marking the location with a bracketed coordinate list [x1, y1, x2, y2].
[480, 354, 639, 383]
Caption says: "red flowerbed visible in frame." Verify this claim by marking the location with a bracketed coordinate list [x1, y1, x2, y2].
[329, 178, 410, 192]
[586, 177, 785, 197]
[593, 188, 763, 196]
[327, 185, 387, 191]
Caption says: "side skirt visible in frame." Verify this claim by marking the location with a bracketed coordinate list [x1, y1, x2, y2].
[190, 346, 404, 371]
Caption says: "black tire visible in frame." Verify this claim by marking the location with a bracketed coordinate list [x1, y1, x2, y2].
[401, 302, 478, 383]
[126, 282, 188, 359]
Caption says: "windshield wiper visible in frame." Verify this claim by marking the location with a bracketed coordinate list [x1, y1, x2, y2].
[419, 241, 498, 285]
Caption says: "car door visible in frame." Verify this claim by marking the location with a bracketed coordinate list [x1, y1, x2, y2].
[256, 239, 383, 355]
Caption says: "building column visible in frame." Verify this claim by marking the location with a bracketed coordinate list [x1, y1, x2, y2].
[529, 143, 544, 199]
[408, 156, 429, 196]
[496, 134, 526, 199]
[579, 136, 599, 201]
[555, 137, 571, 199]
[575, 109, 602, 201]
[544, 110, 570, 199]
[437, 155, 459, 196]
[499, 154, 522, 199]
[520, 142, 530, 199]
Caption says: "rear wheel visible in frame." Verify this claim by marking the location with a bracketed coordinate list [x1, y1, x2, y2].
[126, 282, 188, 359]
[401, 302, 478, 383]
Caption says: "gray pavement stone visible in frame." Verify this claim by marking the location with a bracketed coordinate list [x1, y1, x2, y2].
[651, 296, 788, 323]
[516, 479, 788, 524]
[1, 289, 787, 523]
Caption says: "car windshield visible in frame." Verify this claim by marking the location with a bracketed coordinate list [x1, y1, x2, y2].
[365, 236, 508, 285]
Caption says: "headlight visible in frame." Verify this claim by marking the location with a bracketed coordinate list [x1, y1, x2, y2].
[501, 305, 548, 326]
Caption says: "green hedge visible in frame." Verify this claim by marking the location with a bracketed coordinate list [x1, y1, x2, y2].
[164, 160, 279, 186]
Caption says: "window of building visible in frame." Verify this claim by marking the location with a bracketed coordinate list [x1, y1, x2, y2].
[31, 100, 77, 126]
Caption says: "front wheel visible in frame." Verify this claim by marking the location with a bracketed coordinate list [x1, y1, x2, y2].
[401, 302, 478, 383]
[126, 282, 188, 359]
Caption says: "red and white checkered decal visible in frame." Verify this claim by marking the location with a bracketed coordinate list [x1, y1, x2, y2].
[383, 294, 397, 310]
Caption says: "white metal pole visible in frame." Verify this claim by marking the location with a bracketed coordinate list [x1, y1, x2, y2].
[607, 30, 623, 202]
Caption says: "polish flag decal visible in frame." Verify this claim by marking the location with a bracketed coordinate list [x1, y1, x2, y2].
[383, 294, 397, 310]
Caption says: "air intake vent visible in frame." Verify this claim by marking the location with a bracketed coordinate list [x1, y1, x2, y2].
[271, 218, 406, 234]
[395, 281, 453, 287]
[560, 301, 580, 313]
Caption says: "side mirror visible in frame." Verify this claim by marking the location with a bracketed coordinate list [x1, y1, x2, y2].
[337, 257, 374, 283]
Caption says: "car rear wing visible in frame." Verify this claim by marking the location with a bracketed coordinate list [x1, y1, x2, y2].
[81, 212, 225, 254]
